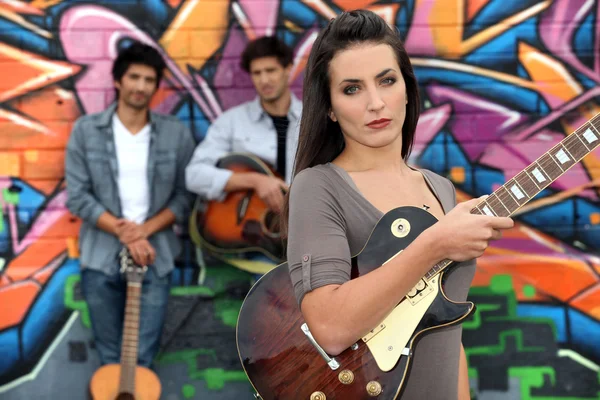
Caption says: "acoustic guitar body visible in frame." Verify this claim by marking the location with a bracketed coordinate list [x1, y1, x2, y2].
[89, 364, 161, 400]
[194, 153, 284, 262]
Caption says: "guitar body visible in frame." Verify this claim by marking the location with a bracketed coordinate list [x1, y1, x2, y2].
[237, 111, 600, 398]
[192, 153, 284, 262]
[89, 364, 161, 400]
[237, 206, 474, 399]
[88, 249, 162, 400]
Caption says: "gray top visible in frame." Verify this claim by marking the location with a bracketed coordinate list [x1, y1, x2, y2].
[65, 103, 196, 277]
[287, 162, 475, 400]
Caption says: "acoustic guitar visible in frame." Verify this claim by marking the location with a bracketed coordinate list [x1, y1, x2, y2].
[236, 112, 600, 399]
[89, 248, 161, 400]
[190, 152, 285, 263]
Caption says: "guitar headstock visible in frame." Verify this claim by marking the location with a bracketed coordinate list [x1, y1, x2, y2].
[119, 247, 147, 284]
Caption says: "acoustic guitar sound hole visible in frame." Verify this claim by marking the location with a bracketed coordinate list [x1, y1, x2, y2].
[115, 393, 135, 400]
[263, 211, 281, 237]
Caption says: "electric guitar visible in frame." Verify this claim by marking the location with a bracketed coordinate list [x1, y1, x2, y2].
[189, 153, 285, 263]
[88, 248, 161, 400]
[236, 113, 600, 399]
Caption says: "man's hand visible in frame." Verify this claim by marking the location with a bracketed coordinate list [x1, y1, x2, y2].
[115, 219, 147, 244]
[252, 175, 289, 213]
[126, 238, 156, 266]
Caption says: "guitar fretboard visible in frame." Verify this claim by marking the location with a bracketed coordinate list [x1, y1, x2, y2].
[425, 112, 600, 281]
[118, 282, 141, 395]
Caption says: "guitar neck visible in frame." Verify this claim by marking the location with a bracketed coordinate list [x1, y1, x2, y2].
[426, 112, 600, 280]
[118, 281, 142, 395]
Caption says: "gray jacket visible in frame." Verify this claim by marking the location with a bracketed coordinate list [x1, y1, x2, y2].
[65, 103, 195, 277]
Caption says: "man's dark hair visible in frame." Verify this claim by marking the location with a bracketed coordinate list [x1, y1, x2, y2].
[240, 36, 294, 72]
[111, 41, 167, 87]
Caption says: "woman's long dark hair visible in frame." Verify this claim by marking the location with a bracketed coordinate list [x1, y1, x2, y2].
[281, 9, 421, 237]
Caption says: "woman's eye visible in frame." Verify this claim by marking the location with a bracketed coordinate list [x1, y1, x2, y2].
[382, 77, 396, 85]
[344, 85, 359, 95]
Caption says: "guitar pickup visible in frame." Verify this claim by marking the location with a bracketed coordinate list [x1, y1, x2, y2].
[362, 323, 386, 343]
[406, 278, 435, 306]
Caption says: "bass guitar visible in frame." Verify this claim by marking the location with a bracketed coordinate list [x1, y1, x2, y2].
[89, 248, 161, 400]
[190, 153, 285, 263]
[236, 113, 600, 399]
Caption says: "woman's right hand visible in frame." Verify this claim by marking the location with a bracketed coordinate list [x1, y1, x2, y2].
[427, 196, 514, 262]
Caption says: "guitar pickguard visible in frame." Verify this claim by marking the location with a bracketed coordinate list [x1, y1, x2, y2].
[363, 276, 439, 372]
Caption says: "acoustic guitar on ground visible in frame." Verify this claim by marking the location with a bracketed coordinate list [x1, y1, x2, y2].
[89, 248, 161, 400]
[236, 112, 600, 399]
[190, 153, 285, 263]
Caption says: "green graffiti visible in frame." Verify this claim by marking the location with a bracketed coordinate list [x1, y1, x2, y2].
[465, 274, 600, 399]
[204, 263, 254, 294]
[214, 297, 243, 328]
[523, 284, 536, 298]
[462, 303, 501, 330]
[155, 349, 249, 390]
[170, 285, 215, 297]
[63, 274, 92, 328]
[466, 328, 545, 357]
[508, 366, 599, 399]
[2, 188, 19, 205]
[181, 384, 196, 399]
[198, 368, 249, 390]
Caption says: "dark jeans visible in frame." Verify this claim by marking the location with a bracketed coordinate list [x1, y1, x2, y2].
[80, 266, 171, 368]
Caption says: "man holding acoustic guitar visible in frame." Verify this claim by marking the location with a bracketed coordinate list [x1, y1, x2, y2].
[65, 41, 195, 398]
[185, 36, 302, 273]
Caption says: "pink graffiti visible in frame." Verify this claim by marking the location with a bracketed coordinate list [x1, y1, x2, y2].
[403, 0, 437, 55]
[540, 0, 600, 84]
[12, 191, 69, 254]
[410, 104, 452, 161]
[59, 5, 220, 121]
[237, 0, 279, 37]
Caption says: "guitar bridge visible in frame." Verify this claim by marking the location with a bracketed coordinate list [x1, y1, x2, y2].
[406, 278, 434, 305]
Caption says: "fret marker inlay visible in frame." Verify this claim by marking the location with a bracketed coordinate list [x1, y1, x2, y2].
[482, 205, 494, 216]
[532, 168, 546, 183]
[583, 128, 597, 144]
[555, 149, 570, 164]
[510, 184, 525, 199]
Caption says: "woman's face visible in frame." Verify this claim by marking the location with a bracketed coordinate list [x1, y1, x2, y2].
[328, 43, 407, 152]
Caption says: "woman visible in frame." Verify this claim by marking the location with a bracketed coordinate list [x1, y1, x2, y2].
[283, 9, 514, 400]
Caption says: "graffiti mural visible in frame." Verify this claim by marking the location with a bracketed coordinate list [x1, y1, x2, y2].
[0, 0, 599, 398]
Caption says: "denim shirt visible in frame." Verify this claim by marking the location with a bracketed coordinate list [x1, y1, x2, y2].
[185, 94, 302, 200]
[65, 103, 196, 277]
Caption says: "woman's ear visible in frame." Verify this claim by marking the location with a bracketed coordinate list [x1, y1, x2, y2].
[329, 110, 337, 122]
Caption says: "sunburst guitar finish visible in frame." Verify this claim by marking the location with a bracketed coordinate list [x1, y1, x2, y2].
[237, 207, 473, 399]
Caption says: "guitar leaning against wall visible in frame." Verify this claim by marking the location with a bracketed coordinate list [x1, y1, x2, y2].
[88, 248, 161, 400]
[236, 112, 600, 399]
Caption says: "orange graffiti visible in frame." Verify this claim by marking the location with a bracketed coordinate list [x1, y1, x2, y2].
[467, 0, 490, 21]
[0, 281, 40, 330]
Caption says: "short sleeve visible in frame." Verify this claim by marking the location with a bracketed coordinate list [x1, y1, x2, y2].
[287, 168, 352, 306]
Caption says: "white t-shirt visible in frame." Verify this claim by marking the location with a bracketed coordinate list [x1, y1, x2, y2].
[112, 114, 151, 224]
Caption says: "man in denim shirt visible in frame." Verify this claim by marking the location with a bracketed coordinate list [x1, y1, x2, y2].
[65, 42, 195, 367]
[185, 36, 301, 273]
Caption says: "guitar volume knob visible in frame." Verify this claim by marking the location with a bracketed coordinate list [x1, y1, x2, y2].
[366, 381, 382, 396]
[338, 369, 354, 384]
[310, 391, 326, 400]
